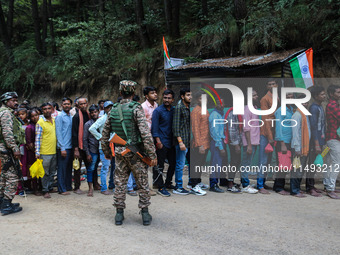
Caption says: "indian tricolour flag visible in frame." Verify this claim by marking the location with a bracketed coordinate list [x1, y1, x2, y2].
[163, 36, 184, 69]
[289, 48, 314, 89]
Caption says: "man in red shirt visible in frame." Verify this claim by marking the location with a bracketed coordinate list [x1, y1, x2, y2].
[324, 85, 340, 199]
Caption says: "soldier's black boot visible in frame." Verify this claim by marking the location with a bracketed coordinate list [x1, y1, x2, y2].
[141, 207, 152, 226]
[1, 199, 22, 216]
[115, 208, 124, 225]
[0, 197, 20, 208]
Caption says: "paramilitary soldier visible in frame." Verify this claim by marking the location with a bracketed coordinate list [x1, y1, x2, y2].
[101, 80, 157, 226]
[0, 92, 25, 216]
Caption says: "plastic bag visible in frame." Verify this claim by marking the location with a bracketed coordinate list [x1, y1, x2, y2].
[29, 159, 45, 178]
[293, 156, 301, 169]
[313, 154, 323, 167]
[278, 151, 292, 171]
[73, 158, 80, 170]
[265, 143, 274, 153]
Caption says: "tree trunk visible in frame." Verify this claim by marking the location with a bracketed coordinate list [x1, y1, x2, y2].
[201, 0, 208, 18]
[164, 0, 172, 37]
[172, 0, 180, 38]
[41, 0, 48, 56]
[99, 0, 105, 13]
[31, 0, 43, 55]
[48, 0, 57, 55]
[7, 0, 14, 45]
[76, 0, 81, 21]
[135, 0, 150, 48]
[234, 0, 247, 20]
[0, 1, 11, 51]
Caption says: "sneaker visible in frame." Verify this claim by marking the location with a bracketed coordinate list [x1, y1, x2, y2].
[173, 188, 190, 195]
[227, 186, 242, 193]
[186, 185, 192, 189]
[18, 191, 25, 197]
[241, 185, 258, 194]
[157, 188, 171, 197]
[191, 185, 207, 196]
[198, 182, 209, 190]
[209, 185, 225, 193]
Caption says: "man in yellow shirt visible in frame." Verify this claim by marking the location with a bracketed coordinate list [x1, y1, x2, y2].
[35, 102, 57, 199]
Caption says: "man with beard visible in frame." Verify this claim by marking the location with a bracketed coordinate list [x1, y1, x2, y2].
[0, 92, 24, 215]
[151, 89, 176, 197]
[172, 88, 191, 195]
[36, 102, 57, 199]
[56, 97, 73, 195]
[240, 90, 261, 194]
[72, 98, 100, 194]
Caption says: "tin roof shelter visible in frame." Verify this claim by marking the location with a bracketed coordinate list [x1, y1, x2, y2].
[165, 48, 306, 88]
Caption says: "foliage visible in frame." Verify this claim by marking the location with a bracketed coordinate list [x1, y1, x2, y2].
[0, 0, 339, 94]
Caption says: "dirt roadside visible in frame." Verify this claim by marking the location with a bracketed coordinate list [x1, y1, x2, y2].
[0, 175, 340, 255]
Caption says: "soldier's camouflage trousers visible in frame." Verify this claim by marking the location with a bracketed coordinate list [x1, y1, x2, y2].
[114, 153, 150, 209]
[0, 154, 19, 200]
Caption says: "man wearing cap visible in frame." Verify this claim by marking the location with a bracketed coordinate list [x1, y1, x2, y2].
[101, 80, 157, 226]
[0, 92, 25, 215]
[89, 100, 114, 195]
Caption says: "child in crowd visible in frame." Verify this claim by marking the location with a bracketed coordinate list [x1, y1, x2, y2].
[25, 108, 42, 196]
[16, 108, 30, 195]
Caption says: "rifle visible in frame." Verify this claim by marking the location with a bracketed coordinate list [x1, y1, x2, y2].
[109, 133, 152, 166]
[1, 150, 22, 180]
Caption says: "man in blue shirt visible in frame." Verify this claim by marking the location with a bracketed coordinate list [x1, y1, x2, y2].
[208, 102, 226, 193]
[307, 86, 326, 196]
[89, 101, 114, 195]
[55, 97, 73, 195]
[273, 93, 294, 195]
[151, 89, 175, 197]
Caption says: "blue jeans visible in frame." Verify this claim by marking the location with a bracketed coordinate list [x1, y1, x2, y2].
[209, 140, 226, 187]
[241, 145, 257, 188]
[109, 158, 115, 189]
[87, 152, 99, 183]
[175, 144, 188, 189]
[99, 149, 110, 192]
[57, 149, 73, 193]
[257, 135, 271, 189]
[127, 173, 135, 191]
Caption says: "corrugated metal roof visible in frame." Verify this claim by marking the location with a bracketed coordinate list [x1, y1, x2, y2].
[169, 48, 305, 70]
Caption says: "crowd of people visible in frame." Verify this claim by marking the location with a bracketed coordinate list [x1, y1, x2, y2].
[149, 80, 340, 199]
[0, 79, 339, 221]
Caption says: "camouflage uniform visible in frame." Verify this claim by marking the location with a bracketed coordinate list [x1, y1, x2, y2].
[0, 106, 20, 200]
[101, 80, 156, 209]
